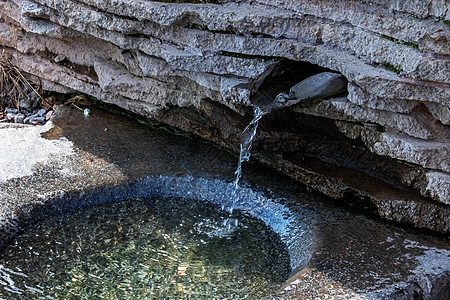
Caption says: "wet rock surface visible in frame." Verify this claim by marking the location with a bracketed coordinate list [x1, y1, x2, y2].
[153, 100, 450, 233]
[0, 106, 448, 299]
[1, 0, 449, 232]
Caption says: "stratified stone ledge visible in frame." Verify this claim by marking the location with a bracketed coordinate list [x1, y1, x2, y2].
[0, 0, 449, 232]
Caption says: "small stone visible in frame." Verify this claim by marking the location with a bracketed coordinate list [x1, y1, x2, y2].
[4, 108, 18, 114]
[6, 113, 16, 121]
[32, 99, 40, 109]
[45, 110, 53, 121]
[37, 108, 47, 117]
[30, 117, 46, 125]
[14, 113, 25, 124]
[19, 97, 33, 109]
[21, 109, 31, 116]
[54, 54, 67, 63]
[24, 114, 37, 124]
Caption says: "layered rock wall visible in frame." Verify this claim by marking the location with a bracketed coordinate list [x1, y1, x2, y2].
[0, 0, 449, 232]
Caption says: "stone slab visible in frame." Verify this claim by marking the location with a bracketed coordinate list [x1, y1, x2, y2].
[336, 121, 450, 173]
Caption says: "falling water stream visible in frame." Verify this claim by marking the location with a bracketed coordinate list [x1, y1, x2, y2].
[224, 106, 268, 228]
[232, 106, 268, 200]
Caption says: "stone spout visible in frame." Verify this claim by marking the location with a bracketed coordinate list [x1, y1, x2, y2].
[271, 72, 348, 109]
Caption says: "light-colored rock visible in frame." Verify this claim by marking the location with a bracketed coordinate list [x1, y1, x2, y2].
[423, 171, 450, 205]
[6, 113, 16, 121]
[94, 58, 220, 110]
[357, 0, 450, 19]
[53, 54, 66, 63]
[45, 110, 53, 120]
[14, 113, 25, 124]
[293, 97, 437, 140]
[336, 121, 450, 173]
[0, 121, 73, 182]
[284, 72, 347, 106]
[4, 109, 18, 114]
[255, 0, 449, 38]
[426, 102, 450, 126]
[36, 108, 46, 117]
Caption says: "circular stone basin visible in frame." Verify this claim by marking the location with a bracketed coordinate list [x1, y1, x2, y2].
[0, 176, 315, 299]
[0, 196, 291, 299]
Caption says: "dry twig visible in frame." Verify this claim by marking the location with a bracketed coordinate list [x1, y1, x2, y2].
[0, 49, 43, 111]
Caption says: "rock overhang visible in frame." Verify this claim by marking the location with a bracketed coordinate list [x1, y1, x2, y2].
[0, 0, 449, 231]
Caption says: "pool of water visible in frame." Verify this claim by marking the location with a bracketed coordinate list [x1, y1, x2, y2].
[0, 196, 291, 299]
